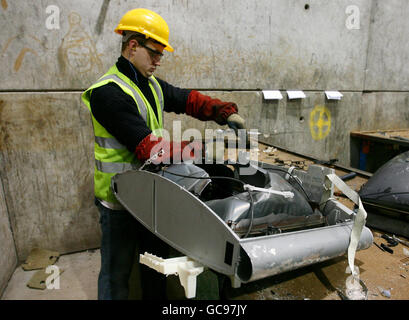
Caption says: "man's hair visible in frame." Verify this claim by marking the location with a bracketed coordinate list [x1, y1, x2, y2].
[121, 31, 148, 52]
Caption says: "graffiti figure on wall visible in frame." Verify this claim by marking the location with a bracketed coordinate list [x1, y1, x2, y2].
[1, 0, 7, 10]
[1, 35, 44, 72]
[59, 12, 103, 74]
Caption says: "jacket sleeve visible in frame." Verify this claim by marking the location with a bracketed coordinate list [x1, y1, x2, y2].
[156, 77, 192, 114]
[157, 78, 238, 124]
[185, 90, 238, 125]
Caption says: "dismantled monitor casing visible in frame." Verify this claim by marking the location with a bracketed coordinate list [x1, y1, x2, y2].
[112, 161, 373, 287]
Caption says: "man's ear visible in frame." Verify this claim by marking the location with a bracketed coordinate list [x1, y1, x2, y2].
[129, 39, 138, 51]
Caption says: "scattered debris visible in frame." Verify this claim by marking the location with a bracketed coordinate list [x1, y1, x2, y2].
[273, 157, 307, 169]
[344, 279, 367, 300]
[263, 146, 277, 155]
[27, 267, 64, 290]
[374, 242, 385, 252]
[340, 172, 357, 181]
[394, 236, 409, 249]
[22, 248, 62, 291]
[22, 248, 60, 271]
[314, 158, 338, 166]
[382, 290, 391, 298]
[382, 234, 399, 247]
[377, 287, 391, 298]
[380, 243, 394, 254]
[337, 266, 368, 300]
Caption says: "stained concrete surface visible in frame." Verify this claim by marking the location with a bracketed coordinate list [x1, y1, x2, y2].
[364, 0, 409, 90]
[1, 0, 408, 90]
[0, 92, 101, 261]
[0, 176, 17, 295]
[1, 249, 99, 300]
[0, 0, 376, 90]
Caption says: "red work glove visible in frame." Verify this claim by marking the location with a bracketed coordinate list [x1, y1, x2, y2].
[186, 90, 238, 125]
[135, 133, 203, 165]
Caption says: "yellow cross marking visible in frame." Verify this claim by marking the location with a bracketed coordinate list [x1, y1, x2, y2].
[309, 105, 331, 140]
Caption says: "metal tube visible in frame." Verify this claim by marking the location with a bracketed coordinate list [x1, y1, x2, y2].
[237, 224, 373, 283]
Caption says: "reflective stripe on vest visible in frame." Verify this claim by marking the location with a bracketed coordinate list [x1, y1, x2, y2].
[149, 76, 164, 116]
[95, 136, 126, 150]
[98, 74, 149, 122]
[95, 159, 139, 173]
[96, 74, 164, 123]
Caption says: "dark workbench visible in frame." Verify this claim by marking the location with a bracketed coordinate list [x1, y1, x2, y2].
[350, 129, 409, 173]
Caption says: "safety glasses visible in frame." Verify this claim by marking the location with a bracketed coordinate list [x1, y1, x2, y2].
[139, 42, 164, 61]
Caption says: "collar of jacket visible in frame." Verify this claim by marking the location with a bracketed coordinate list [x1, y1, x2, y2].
[116, 55, 150, 87]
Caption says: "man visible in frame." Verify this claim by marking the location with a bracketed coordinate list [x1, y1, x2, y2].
[82, 8, 245, 300]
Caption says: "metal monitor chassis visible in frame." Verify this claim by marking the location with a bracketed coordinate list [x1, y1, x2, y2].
[112, 161, 373, 287]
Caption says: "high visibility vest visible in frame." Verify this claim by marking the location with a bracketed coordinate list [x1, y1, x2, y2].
[82, 64, 164, 208]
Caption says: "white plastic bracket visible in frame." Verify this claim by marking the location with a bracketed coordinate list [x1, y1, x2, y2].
[139, 252, 205, 299]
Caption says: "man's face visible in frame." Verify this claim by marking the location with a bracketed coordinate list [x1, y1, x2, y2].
[128, 39, 165, 78]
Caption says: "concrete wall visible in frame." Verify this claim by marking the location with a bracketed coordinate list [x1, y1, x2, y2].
[0, 0, 408, 280]
[0, 176, 17, 297]
[2, 0, 408, 91]
[0, 93, 101, 262]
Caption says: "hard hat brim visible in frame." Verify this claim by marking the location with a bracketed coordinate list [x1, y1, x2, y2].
[115, 26, 174, 52]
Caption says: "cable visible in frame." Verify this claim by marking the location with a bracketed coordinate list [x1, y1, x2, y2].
[262, 166, 312, 202]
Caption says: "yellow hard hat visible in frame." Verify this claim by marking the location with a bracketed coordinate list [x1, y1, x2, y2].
[114, 8, 174, 52]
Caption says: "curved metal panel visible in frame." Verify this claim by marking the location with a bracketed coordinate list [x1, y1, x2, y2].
[112, 170, 241, 276]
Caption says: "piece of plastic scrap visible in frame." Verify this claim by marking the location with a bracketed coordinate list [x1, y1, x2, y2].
[22, 248, 60, 271]
[324, 173, 368, 279]
[139, 252, 204, 299]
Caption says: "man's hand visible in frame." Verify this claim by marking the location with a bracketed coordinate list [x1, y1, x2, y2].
[226, 113, 251, 148]
[226, 113, 246, 134]
[135, 133, 203, 164]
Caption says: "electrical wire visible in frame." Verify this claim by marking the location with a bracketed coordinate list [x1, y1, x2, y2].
[262, 166, 312, 202]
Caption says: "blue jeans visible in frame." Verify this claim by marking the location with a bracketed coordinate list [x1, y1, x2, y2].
[96, 199, 169, 300]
